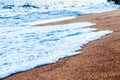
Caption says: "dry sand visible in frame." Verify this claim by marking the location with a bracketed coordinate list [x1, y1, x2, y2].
[3, 9, 120, 80]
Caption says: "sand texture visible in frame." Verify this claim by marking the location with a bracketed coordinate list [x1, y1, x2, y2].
[3, 9, 120, 80]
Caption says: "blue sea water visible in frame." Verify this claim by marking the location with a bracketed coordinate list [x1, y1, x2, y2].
[0, 0, 118, 27]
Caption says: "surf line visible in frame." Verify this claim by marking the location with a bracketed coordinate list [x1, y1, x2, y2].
[25, 16, 77, 26]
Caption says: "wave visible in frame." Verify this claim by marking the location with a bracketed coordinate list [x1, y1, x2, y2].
[0, 0, 118, 27]
[0, 0, 107, 10]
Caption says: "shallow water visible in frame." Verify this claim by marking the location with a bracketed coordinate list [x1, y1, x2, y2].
[0, 22, 112, 79]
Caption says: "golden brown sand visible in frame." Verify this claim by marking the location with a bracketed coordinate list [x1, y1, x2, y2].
[3, 9, 120, 80]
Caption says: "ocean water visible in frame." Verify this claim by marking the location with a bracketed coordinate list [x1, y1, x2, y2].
[0, 0, 119, 27]
[0, 0, 119, 79]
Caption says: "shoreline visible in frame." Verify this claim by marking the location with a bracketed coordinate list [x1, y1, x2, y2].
[3, 9, 120, 80]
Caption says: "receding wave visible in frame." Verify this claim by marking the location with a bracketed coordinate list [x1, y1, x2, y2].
[0, 10, 80, 26]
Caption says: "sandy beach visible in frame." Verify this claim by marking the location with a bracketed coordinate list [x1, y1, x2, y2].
[3, 9, 120, 80]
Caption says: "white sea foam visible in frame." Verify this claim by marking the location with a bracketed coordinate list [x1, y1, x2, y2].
[0, 22, 112, 79]
[24, 16, 77, 26]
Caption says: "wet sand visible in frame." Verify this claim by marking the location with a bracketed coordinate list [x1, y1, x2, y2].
[3, 9, 120, 80]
